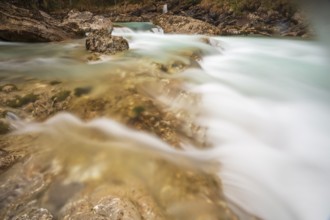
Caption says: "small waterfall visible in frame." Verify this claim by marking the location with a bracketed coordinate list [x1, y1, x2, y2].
[112, 27, 135, 35]
[113, 22, 164, 35]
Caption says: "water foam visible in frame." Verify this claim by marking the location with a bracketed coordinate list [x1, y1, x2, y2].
[193, 37, 330, 220]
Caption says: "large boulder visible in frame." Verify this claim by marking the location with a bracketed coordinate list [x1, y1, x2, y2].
[0, 3, 83, 42]
[152, 15, 221, 35]
[85, 29, 129, 54]
[62, 10, 113, 33]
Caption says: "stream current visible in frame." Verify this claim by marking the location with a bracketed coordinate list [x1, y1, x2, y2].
[0, 23, 329, 220]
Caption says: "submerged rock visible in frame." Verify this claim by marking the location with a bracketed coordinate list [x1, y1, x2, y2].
[61, 196, 143, 220]
[74, 87, 92, 97]
[12, 207, 53, 220]
[0, 84, 18, 93]
[85, 29, 129, 54]
[0, 121, 10, 135]
[152, 15, 221, 35]
[6, 93, 39, 108]
[0, 3, 83, 42]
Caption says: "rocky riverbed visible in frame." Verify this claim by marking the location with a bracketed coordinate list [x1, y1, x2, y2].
[0, 72, 235, 219]
[0, 1, 316, 219]
[0, 29, 234, 218]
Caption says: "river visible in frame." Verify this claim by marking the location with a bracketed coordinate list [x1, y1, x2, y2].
[0, 23, 329, 220]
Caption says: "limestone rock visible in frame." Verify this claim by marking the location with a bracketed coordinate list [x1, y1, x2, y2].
[152, 15, 221, 35]
[0, 3, 83, 42]
[62, 10, 113, 33]
[85, 29, 129, 54]
[13, 208, 53, 220]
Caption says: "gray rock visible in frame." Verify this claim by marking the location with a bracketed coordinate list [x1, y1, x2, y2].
[13, 208, 53, 220]
[152, 15, 221, 35]
[85, 29, 129, 54]
[0, 3, 83, 42]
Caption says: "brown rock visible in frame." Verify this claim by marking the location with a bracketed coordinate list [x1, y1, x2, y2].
[12, 208, 53, 220]
[85, 29, 129, 54]
[0, 3, 83, 42]
[152, 15, 221, 35]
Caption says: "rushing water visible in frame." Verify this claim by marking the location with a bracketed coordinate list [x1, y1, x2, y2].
[0, 23, 329, 220]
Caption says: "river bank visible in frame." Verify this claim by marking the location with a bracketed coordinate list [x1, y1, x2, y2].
[101, 0, 312, 37]
[1, 0, 313, 39]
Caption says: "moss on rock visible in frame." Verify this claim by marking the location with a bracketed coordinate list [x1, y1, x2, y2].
[0, 121, 10, 135]
[6, 93, 39, 108]
[52, 90, 71, 102]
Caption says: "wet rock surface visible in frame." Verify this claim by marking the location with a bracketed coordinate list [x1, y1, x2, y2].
[0, 3, 83, 42]
[85, 29, 129, 54]
[0, 69, 235, 219]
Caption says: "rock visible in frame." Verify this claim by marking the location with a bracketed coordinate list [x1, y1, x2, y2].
[0, 120, 10, 135]
[60, 196, 142, 220]
[51, 90, 71, 102]
[74, 87, 92, 97]
[152, 15, 221, 35]
[49, 80, 62, 86]
[0, 84, 18, 93]
[109, 15, 147, 22]
[6, 93, 39, 108]
[0, 3, 83, 42]
[0, 148, 21, 172]
[85, 29, 129, 54]
[62, 10, 113, 33]
[12, 208, 53, 220]
[0, 108, 6, 118]
[92, 197, 142, 220]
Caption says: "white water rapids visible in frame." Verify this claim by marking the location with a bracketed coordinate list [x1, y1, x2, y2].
[1, 24, 329, 220]
[194, 37, 330, 220]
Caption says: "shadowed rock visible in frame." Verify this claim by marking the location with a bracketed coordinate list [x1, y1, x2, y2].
[0, 3, 83, 42]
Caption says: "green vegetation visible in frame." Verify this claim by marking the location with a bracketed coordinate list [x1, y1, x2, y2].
[132, 106, 145, 118]
[0, 121, 10, 135]
[49, 80, 62, 85]
[52, 90, 71, 102]
[6, 93, 39, 108]
[74, 86, 92, 97]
